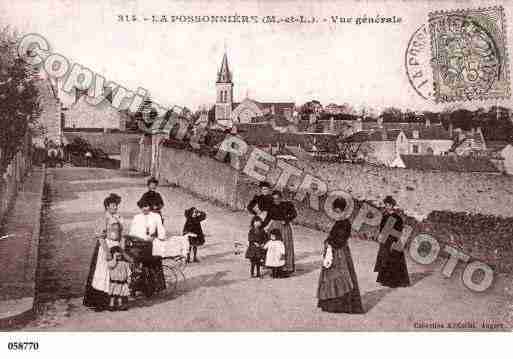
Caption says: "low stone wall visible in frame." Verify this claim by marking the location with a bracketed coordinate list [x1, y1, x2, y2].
[154, 144, 513, 273]
[0, 166, 46, 329]
[295, 161, 513, 220]
[157, 146, 239, 207]
[0, 149, 32, 226]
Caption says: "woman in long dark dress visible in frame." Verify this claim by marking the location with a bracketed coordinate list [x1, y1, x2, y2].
[317, 198, 364, 313]
[262, 190, 297, 277]
[83, 193, 123, 311]
[374, 196, 410, 288]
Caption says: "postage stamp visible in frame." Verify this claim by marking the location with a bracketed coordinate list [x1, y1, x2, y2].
[429, 6, 511, 103]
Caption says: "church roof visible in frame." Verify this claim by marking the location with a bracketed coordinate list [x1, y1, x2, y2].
[217, 53, 232, 83]
[232, 100, 294, 118]
[235, 123, 278, 145]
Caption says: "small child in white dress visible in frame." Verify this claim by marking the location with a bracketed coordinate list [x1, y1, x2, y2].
[108, 246, 131, 311]
[263, 229, 285, 278]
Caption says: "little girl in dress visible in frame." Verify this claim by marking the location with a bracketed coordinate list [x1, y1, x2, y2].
[107, 246, 131, 311]
[264, 229, 285, 279]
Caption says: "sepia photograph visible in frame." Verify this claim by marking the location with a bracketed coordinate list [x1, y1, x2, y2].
[0, 0, 512, 355]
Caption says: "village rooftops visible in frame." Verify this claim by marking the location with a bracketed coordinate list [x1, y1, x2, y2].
[342, 129, 403, 142]
[343, 125, 451, 142]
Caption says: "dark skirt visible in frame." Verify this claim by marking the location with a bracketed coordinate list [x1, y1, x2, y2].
[83, 242, 110, 309]
[188, 234, 205, 247]
[268, 221, 294, 273]
[245, 244, 265, 262]
[125, 239, 166, 296]
[375, 238, 410, 288]
[317, 245, 364, 314]
[140, 256, 166, 296]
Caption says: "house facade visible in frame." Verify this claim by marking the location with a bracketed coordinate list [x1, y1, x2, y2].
[33, 76, 62, 146]
[64, 94, 123, 130]
[342, 125, 453, 166]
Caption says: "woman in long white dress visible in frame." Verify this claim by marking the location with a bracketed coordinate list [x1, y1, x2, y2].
[128, 197, 166, 296]
[83, 193, 123, 311]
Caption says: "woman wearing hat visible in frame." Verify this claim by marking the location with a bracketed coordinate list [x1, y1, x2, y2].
[373, 196, 410, 288]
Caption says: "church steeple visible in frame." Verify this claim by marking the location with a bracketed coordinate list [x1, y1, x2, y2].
[215, 51, 234, 124]
[217, 53, 232, 83]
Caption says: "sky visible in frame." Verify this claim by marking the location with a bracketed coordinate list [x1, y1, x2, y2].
[1, 0, 513, 113]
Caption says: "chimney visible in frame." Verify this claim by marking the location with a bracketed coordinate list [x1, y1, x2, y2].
[271, 105, 276, 115]
[377, 116, 383, 127]
[329, 117, 335, 133]
[449, 123, 453, 137]
[425, 117, 431, 128]
[412, 130, 419, 139]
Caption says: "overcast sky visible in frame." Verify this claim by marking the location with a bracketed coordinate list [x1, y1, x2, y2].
[1, 0, 512, 113]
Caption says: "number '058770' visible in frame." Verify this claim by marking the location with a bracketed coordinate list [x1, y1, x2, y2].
[7, 342, 39, 351]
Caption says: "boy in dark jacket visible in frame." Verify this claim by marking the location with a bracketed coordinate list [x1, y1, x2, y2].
[139, 177, 164, 221]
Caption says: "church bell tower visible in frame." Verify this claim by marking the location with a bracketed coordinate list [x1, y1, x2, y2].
[215, 52, 234, 124]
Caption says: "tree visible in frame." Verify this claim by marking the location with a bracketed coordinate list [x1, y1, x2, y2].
[380, 107, 402, 122]
[134, 97, 158, 132]
[0, 26, 42, 170]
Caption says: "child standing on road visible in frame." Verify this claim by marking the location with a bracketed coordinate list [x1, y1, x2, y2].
[245, 216, 268, 278]
[107, 246, 131, 311]
[183, 207, 207, 263]
[264, 229, 285, 279]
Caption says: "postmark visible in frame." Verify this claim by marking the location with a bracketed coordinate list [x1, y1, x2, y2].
[428, 6, 510, 103]
[405, 23, 434, 100]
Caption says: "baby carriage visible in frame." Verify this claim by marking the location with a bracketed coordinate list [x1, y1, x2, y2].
[124, 235, 190, 297]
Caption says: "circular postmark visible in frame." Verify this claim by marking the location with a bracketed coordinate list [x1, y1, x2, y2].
[405, 23, 434, 100]
[406, 12, 504, 103]
[429, 14, 501, 101]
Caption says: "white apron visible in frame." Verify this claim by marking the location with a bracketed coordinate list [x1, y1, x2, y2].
[92, 238, 118, 293]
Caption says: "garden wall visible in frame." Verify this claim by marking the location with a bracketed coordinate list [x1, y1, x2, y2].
[155, 145, 513, 272]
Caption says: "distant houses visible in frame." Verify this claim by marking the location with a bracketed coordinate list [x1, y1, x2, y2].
[339, 119, 453, 166]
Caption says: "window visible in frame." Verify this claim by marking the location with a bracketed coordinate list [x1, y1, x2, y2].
[412, 144, 419, 154]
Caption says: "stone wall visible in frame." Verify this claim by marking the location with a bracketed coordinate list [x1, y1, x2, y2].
[154, 145, 513, 220]
[153, 145, 513, 272]
[157, 146, 239, 207]
[293, 161, 513, 220]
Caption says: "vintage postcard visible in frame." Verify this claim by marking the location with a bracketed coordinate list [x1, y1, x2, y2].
[1, 0, 513, 346]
